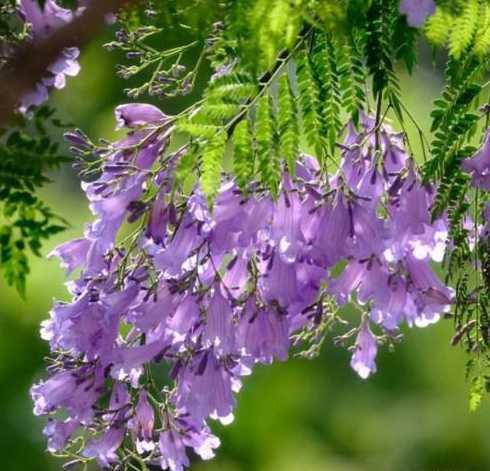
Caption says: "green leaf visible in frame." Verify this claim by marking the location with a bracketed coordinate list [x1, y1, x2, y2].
[469, 376, 486, 412]
[201, 132, 226, 204]
[278, 74, 299, 176]
[232, 118, 254, 193]
[255, 94, 280, 198]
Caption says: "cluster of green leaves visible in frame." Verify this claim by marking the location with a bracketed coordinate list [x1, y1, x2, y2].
[364, 0, 412, 121]
[0, 108, 69, 297]
[452, 214, 490, 412]
[427, 0, 490, 59]
[423, 1, 490, 409]
[175, 24, 373, 202]
[426, 56, 484, 217]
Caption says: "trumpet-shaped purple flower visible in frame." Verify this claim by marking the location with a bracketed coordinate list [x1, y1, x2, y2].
[350, 320, 378, 379]
[203, 287, 236, 354]
[175, 351, 236, 424]
[43, 419, 79, 453]
[130, 391, 155, 453]
[115, 103, 168, 129]
[159, 429, 189, 471]
[238, 298, 289, 363]
[83, 425, 126, 468]
[159, 414, 220, 471]
[48, 238, 91, 274]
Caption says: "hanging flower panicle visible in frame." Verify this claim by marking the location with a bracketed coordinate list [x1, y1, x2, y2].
[33, 104, 454, 469]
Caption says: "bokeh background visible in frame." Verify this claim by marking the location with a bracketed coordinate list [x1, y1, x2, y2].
[1, 25, 490, 471]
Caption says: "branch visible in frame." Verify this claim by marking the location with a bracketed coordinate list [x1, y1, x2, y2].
[0, 0, 136, 127]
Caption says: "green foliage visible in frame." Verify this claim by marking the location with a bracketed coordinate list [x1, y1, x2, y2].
[448, 0, 478, 60]
[425, 56, 483, 188]
[364, 0, 403, 119]
[425, 8, 453, 47]
[0, 108, 69, 296]
[296, 49, 326, 164]
[278, 74, 299, 176]
[232, 119, 254, 193]
[176, 72, 257, 194]
[337, 33, 366, 124]
[469, 375, 486, 412]
[310, 33, 343, 157]
[426, 0, 490, 60]
[255, 94, 280, 198]
[474, 3, 490, 58]
[201, 131, 226, 203]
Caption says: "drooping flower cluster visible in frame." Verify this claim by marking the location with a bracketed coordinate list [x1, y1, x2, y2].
[16, 0, 81, 112]
[33, 105, 453, 469]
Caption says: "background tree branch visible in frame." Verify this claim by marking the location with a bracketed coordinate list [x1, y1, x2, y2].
[0, 0, 135, 127]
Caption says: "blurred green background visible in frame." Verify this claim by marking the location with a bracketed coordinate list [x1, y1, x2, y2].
[1, 27, 490, 471]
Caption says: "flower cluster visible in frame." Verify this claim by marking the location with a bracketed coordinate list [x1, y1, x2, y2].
[17, 0, 81, 112]
[33, 105, 453, 469]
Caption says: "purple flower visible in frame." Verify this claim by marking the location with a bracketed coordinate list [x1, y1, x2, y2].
[399, 0, 436, 27]
[316, 192, 351, 265]
[18, 0, 73, 35]
[147, 193, 168, 244]
[350, 320, 378, 379]
[48, 238, 91, 274]
[159, 414, 220, 470]
[405, 254, 454, 326]
[31, 366, 103, 421]
[370, 274, 408, 330]
[175, 351, 236, 424]
[159, 429, 189, 471]
[462, 130, 490, 191]
[203, 287, 236, 354]
[329, 259, 366, 305]
[382, 131, 409, 176]
[259, 254, 300, 307]
[115, 103, 168, 129]
[270, 181, 305, 263]
[130, 391, 155, 453]
[238, 298, 289, 363]
[17, 0, 80, 113]
[83, 425, 126, 468]
[154, 214, 202, 276]
[179, 418, 220, 460]
[104, 382, 131, 422]
[43, 419, 79, 453]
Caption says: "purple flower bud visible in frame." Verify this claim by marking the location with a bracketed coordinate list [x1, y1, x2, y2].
[350, 320, 378, 379]
[130, 391, 155, 453]
[115, 103, 168, 129]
